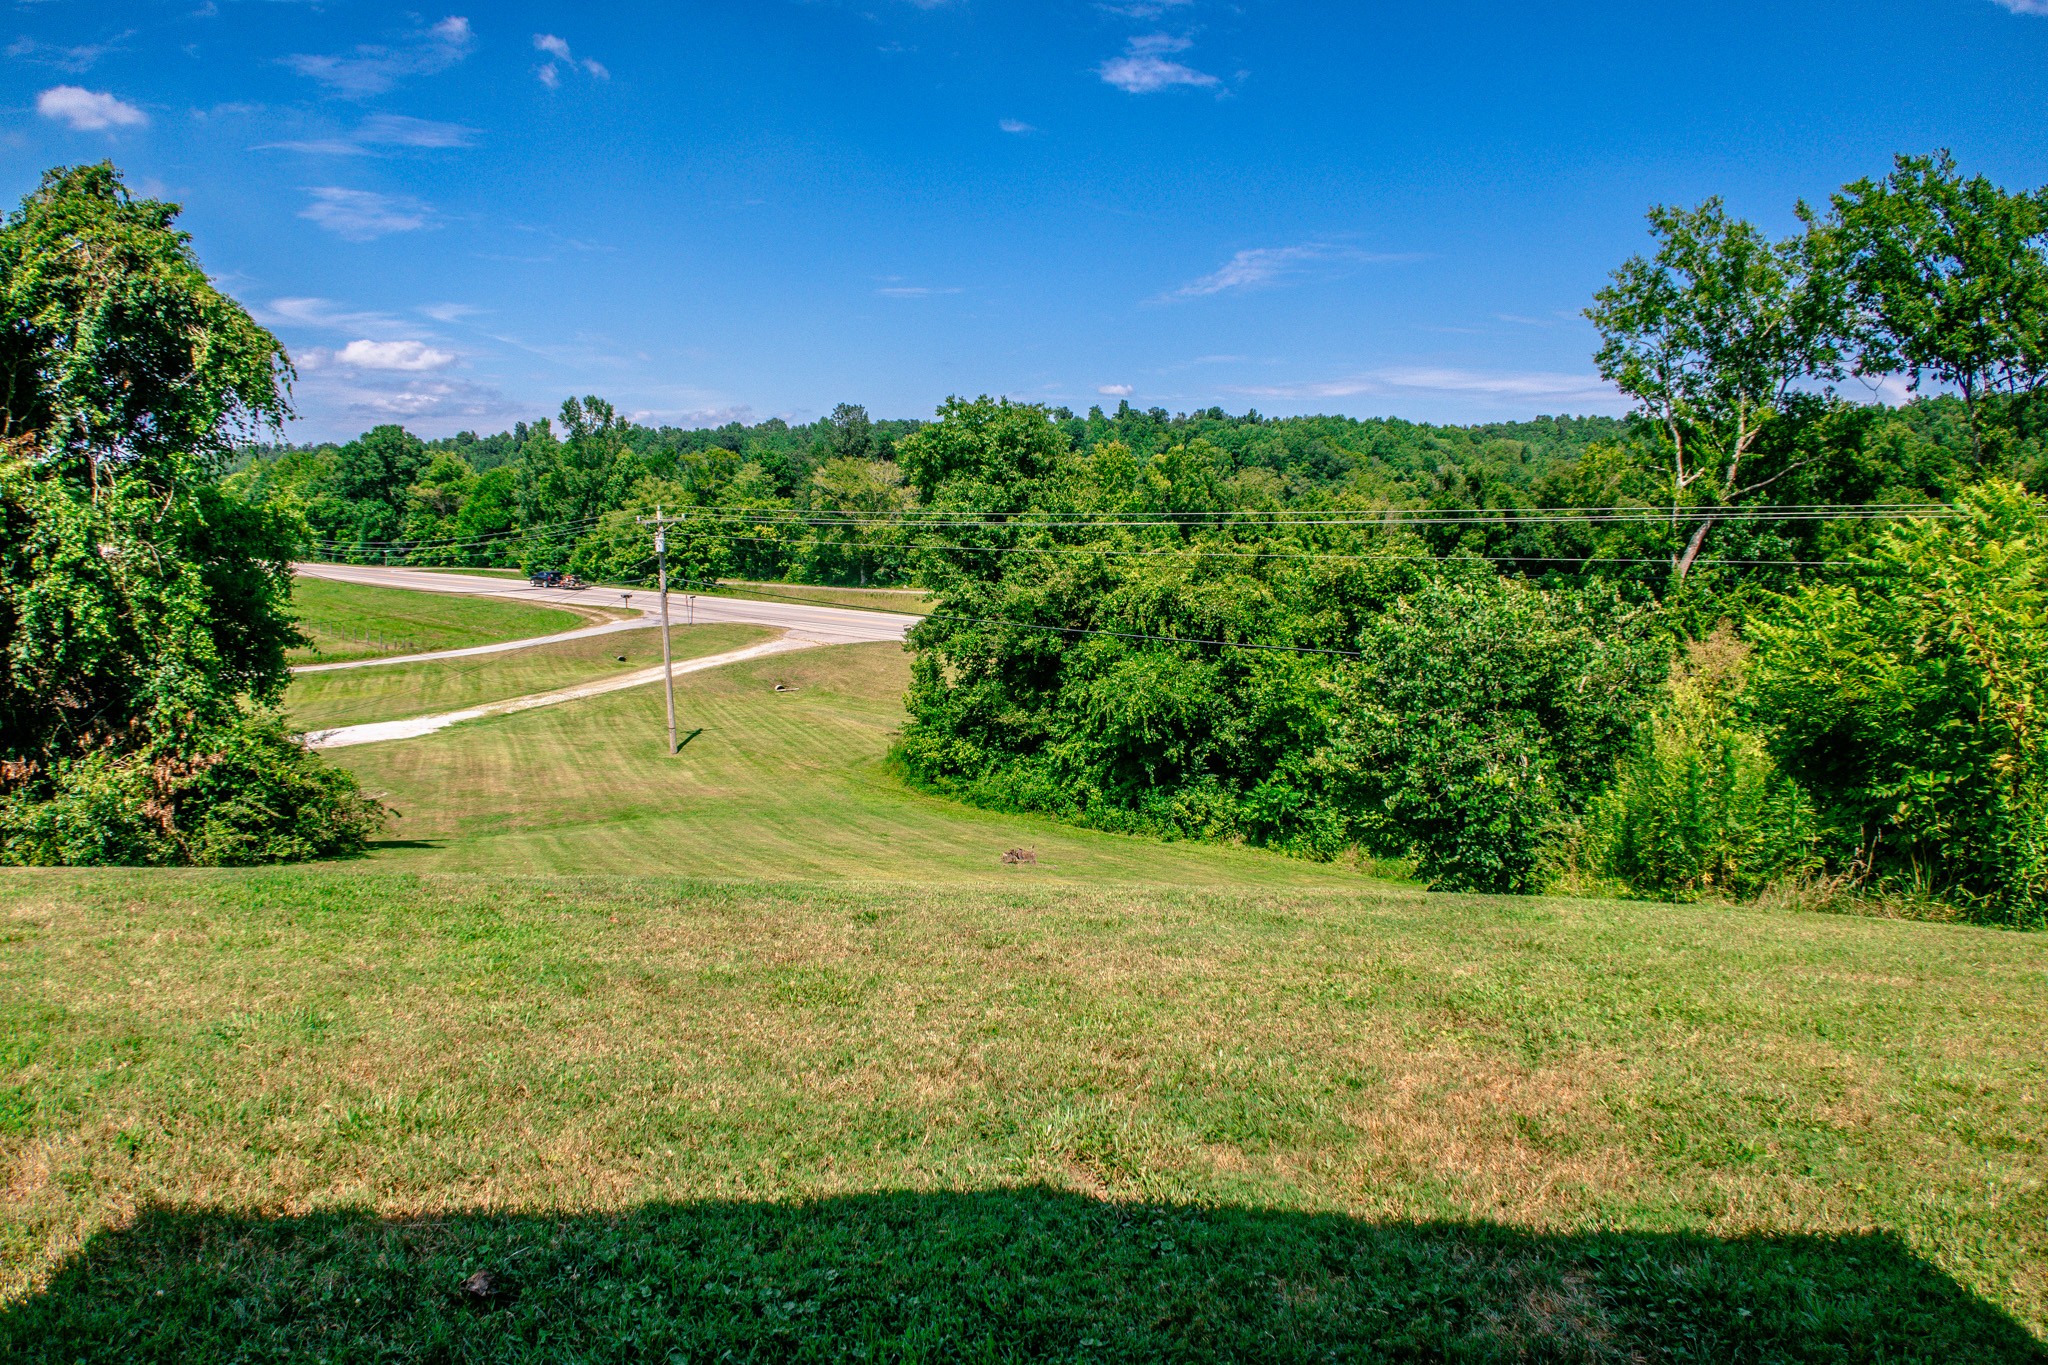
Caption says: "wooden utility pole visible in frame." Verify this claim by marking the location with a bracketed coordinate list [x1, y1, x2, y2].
[641, 508, 678, 755]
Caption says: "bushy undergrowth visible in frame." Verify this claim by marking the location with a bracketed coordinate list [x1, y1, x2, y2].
[0, 713, 384, 867]
[1569, 630, 1818, 902]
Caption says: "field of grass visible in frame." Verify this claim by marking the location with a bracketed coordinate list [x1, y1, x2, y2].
[289, 577, 595, 664]
[6, 585, 2043, 1358]
[285, 623, 772, 730]
[333, 641, 1364, 883]
[0, 869, 2042, 1359]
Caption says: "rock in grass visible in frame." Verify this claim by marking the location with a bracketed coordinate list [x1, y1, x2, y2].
[459, 1270, 515, 1306]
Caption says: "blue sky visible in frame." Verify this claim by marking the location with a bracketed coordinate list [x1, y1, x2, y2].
[7, 1, 2048, 440]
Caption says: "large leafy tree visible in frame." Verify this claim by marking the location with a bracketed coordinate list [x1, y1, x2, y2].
[1813, 151, 2048, 454]
[0, 163, 379, 864]
[1588, 200, 1846, 580]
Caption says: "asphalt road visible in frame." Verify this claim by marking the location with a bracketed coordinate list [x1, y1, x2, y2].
[293, 563, 918, 647]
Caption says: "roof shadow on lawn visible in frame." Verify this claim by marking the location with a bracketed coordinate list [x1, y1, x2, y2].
[4, 1187, 2041, 1362]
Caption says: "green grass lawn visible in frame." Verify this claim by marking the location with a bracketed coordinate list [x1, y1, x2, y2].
[285, 623, 773, 730]
[0, 870, 2042, 1359]
[5, 592, 2043, 1359]
[289, 576, 596, 664]
[331, 641, 1367, 884]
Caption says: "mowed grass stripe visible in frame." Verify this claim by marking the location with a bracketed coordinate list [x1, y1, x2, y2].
[289, 576, 592, 664]
[0, 870, 2042, 1357]
[285, 622, 772, 729]
[335, 643, 1369, 884]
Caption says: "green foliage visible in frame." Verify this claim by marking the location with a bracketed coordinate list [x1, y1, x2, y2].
[894, 401, 1666, 890]
[1577, 629, 1818, 900]
[0, 163, 289, 482]
[1588, 198, 1846, 579]
[0, 712, 383, 866]
[1332, 573, 1668, 892]
[0, 163, 381, 866]
[1749, 480, 2048, 923]
[1815, 152, 2048, 429]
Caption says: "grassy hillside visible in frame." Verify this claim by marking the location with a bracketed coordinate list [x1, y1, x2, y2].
[289, 577, 594, 663]
[331, 641, 1369, 884]
[0, 870, 2041, 1359]
[285, 622, 772, 730]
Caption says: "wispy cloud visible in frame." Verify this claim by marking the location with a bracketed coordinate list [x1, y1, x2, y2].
[533, 32, 609, 87]
[7, 34, 128, 73]
[1990, 0, 2048, 13]
[421, 302, 482, 323]
[1231, 367, 1618, 406]
[262, 113, 477, 156]
[1097, 383, 1134, 397]
[875, 284, 963, 298]
[302, 373, 509, 423]
[1097, 0, 1192, 16]
[284, 16, 473, 98]
[35, 85, 146, 130]
[1162, 242, 1418, 301]
[999, 118, 1036, 134]
[298, 187, 433, 240]
[257, 297, 403, 333]
[1098, 32, 1218, 93]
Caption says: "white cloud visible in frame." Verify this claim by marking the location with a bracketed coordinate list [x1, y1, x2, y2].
[298, 187, 432, 240]
[1098, 33, 1217, 93]
[35, 85, 146, 130]
[1097, 384, 1134, 397]
[875, 285, 963, 297]
[1231, 367, 1619, 406]
[284, 16, 474, 97]
[263, 113, 477, 156]
[999, 118, 1035, 133]
[335, 339, 454, 371]
[1163, 242, 1419, 301]
[421, 302, 482, 323]
[1098, 55, 1218, 94]
[1990, 0, 2048, 13]
[533, 33, 607, 83]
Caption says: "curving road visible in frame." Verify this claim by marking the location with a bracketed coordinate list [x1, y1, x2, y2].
[293, 562, 918, 649]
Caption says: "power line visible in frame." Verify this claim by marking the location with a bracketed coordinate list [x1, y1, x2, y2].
[683, 528, 1873, 571]
[671, 502, 1960, 530]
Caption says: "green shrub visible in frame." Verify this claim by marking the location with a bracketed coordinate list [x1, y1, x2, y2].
[1748, 480, 2048, 925]
[1332, 573, 1667, 894]
[0, 713, 385, 867]
[1578, 629, 1818, 901]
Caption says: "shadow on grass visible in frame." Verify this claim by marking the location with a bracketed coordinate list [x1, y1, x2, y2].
[3, 1188, 2041, 1363]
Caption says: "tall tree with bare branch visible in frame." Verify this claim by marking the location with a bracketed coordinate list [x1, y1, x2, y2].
[1588, 200, 1846, 581]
